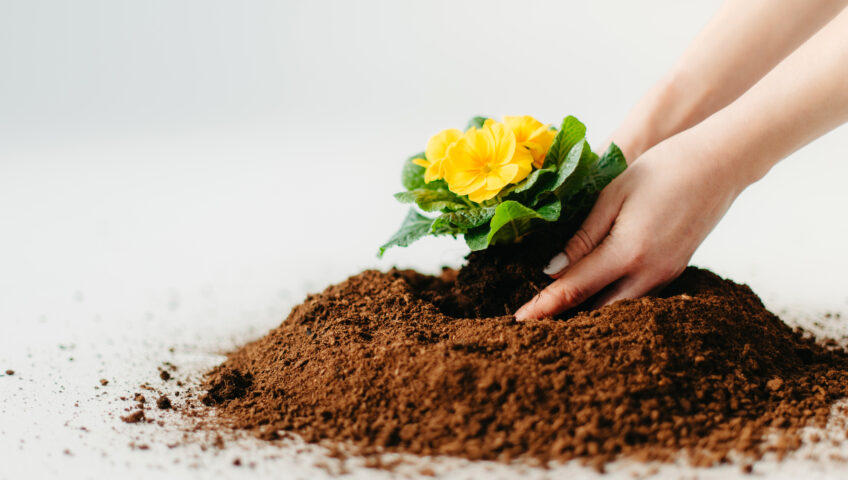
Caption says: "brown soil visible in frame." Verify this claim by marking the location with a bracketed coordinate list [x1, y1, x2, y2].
[157, 395, 172, 410]
[428, 218, 578, 318]
[203, 263, 848, 467]
[121, 410, 146, 424]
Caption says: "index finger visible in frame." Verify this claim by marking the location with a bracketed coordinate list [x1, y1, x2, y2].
[515, 240, 628, 320]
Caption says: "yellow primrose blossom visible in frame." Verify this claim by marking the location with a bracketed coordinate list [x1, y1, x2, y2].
[443, 122, 533, 203]
[412, 128, 462, 183]
[487, 115, 556, 168]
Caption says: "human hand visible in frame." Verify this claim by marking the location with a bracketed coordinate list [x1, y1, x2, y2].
[514, 132, 747, 320]
[515, 3, 848, 321]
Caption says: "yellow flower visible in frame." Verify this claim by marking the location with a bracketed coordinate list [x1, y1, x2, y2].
[487, 116, 556, 168]
[412, 128, 462, 183]
[443, 122, 533, 203]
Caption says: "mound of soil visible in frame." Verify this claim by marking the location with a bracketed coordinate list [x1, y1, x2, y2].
[203, 264, 848, 467]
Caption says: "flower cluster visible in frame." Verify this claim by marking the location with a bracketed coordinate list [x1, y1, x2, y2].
[412, 116, 556, 203]
[379, 115, 627, 257]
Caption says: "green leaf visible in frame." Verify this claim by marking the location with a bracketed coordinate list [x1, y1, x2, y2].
[465, 225, 491, 251]
[554, 140, 596, 202]
[394, 188, 466, 212]
[432, 207, 495, 232]
[508, 166, 556, 196]
[535, 194, 562, 221]
[511, 139, 587, 207]
[378, 209, 435, 257]
[401, 153, 427, 190]
[486, 200, 560, 246]
[581, 142, 627, 194]
[545, 116, 586, 168]
[466, 116, 488, 130]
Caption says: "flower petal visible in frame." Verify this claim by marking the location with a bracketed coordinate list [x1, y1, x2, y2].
[503, 115, 545, 144]
[468, 186, 500, 203]
[425, 129, 463, 165]
[450, 176, 486, 196]
[493, 163, 520, 185]
[446, 167, 482, 188]
[487, 122, 516, 166]
[424, 159, 444, 183]
[485, 173, 508, 191]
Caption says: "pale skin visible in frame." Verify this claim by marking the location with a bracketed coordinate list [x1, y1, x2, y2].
[515, 1, 848, 321]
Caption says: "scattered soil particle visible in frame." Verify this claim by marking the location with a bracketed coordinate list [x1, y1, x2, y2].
[99, 379, 108, 386]
[159, 370, 171, 381]
[121, 410, 145, 424]
[5, 370, 14, 375]
[134, 393, 146, 404]
[157, 396, 172, 410]
[233, 458, 242, 466]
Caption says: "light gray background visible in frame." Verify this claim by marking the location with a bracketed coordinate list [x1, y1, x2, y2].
[2, 1, 848, 479]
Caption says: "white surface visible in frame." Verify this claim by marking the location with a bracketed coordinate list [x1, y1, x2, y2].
[3, 1, 848, 479]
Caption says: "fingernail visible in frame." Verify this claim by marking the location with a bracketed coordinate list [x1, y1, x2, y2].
[543, 253, 570, 276]
[514, 305, 529, 321]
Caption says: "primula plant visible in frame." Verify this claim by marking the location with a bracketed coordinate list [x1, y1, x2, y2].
[378, 115, 627, 256]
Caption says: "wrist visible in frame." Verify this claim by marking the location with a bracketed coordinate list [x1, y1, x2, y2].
[612, 69, 712, 161]
[673, 113, 771, 196]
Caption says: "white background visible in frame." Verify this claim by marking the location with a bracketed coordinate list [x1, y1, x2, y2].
[2, 1, 848, 479]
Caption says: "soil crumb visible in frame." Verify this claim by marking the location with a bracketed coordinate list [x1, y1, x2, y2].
[121, 410, 145, 424]
[157, 396, 172, 410]
[203, 267, 848, 466]
[99, 378, 108, 386]
[4, 370, 13, 376]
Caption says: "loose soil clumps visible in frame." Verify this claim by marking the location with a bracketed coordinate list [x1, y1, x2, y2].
[204, 263, 848, 467]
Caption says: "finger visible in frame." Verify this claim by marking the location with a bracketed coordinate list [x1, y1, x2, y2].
[543, 191, 624, 278]
[516, 240, 627, 321]
[590, 275, 652, 309]
[591, 272, 679, 309]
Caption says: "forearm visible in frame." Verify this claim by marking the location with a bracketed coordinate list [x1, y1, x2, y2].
[612, 0, 848, 160]
[691, 7, 848, 190]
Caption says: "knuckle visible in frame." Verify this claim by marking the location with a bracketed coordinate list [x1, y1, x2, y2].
[549, 283, 588, 310]
[600, 176, 624, 199]
[565, 228, 596, 259]
[624, 247, 647, 270]
[622, 237, 651, 270]
[654, 263, 685, 283]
